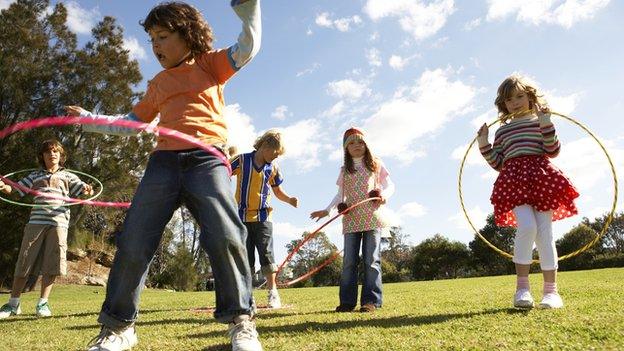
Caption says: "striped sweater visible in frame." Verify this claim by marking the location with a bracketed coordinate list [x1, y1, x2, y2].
[15, 169, 87, 228]
[479, 115, 560, 171]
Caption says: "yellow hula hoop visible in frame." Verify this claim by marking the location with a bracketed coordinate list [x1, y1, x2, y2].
[458, 111, 618, 262]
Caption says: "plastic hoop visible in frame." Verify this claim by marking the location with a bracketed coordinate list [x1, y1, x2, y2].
[276, 197, 380, 286]
[458, 111, 618, 262]
[0, 116, 231, 208]
[0, 168, 103, 207]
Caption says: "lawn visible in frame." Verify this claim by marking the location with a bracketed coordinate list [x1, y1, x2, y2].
[1, 268, 622, 350]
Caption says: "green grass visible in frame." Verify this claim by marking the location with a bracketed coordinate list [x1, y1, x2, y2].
[1, 268, 623, 350]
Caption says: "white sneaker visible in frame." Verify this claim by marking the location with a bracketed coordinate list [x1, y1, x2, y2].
[36, 302, 52, 318]
[267, 289, 281, 309]
[513, 289, 534, 309]
[87, 326, 138, 351]
[0, 303, 21, 319]
[228, 317, 263, 351]
[539, 292, 564, 309]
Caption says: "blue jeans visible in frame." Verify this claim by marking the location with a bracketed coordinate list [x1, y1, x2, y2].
[98, 149, 253, 327]
[339, 230, 382, 308]
[244, 221, 278, 275]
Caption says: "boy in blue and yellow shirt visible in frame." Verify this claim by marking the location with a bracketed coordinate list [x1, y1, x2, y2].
[231, 129, 298, 308]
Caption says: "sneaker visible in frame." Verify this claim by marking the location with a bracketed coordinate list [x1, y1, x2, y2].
[539, 292, 564, 309]
[0, 303, 21, 319]
[228, 317, 263, 351]
[359, 303, 376, 313]
[335, 304, 355, 312]
[36, 301, 52, 318]
[87, 326, 138, 351]
[267, 289, 281, 309]
[513, 289, 534, 309]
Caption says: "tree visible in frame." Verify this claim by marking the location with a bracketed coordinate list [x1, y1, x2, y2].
[556, 223, 601, 271]
[468, 214, 516, 276]
[285, 231, 342, 287]
[381, 226, 412, 282]
[409, 234, 471, 280]
[0, 0, 150, 285]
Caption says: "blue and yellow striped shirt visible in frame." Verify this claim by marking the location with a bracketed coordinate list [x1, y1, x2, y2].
[231, 152, 283, 222]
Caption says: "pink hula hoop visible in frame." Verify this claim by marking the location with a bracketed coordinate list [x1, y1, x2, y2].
[0, 116, 231, 208]
[277, 197, 381, 286]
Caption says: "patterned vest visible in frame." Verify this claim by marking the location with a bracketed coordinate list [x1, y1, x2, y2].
[341, 163, 387, 234]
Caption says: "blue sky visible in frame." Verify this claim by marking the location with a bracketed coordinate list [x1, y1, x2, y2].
[3, 0, 623, 264]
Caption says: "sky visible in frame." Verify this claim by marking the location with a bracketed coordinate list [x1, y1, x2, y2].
[2, 0, 624, 266]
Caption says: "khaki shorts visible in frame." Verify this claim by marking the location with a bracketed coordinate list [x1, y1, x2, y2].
[14, 224, 68, 277]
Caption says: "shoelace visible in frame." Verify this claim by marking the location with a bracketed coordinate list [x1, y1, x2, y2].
[231, 321, 257, 341]
[87, 327, 122, 347]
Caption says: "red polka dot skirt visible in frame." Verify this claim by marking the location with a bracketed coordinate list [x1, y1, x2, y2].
[491, 155, 579, 227]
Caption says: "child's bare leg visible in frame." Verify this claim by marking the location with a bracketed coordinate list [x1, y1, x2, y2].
[40, 275, 56, 299]
[10, 277, 28, 299]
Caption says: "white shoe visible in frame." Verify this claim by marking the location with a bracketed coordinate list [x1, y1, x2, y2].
[267, 289, 281, 309]
[228, 317, 263, 351]
[36, 302, 52, 318]
[539, 292, 564, 309]
[87, 326, 138, 351]
[513, 289, 534, 309]
[0, 303, 21, 319]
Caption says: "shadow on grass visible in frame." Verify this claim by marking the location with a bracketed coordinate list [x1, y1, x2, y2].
[188, 307, 525, 339]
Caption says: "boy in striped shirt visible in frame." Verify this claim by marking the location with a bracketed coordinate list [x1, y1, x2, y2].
[0, 139, 93, 319]
[230, 130, 298, 308]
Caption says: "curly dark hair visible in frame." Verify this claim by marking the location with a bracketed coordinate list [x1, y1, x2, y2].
[141, 2, 214, 57]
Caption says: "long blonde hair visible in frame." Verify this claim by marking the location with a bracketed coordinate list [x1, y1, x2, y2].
[495, 75, 548, 123]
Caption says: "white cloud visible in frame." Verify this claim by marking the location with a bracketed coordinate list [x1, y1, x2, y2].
[315, 12, 362, 32]
[296, 62, 321, 77]
[65, 1, 100, 34]
[364, 0, 455, 41]
[399, 202, 428, 218]
[306, 28, 313, 36]
[123, 36, 147, 61]
[449, 205, 488, 232]
[367, 48, 382, 67]
[271, 105, 290, 120]
[279, 119, 325, 172]
[388, 54, 420, 71]
[0, 0, 15, 11]
[451, 142, 483, 167]
[551, 137, 623, 191]
[486, 0, 610, 28]
[327, 79, 370, 101]
[369, 31, 380, 42]
[470, 108, 498, 129]
[363, 68, 476, 164]
[321, 101, 346, 118]
[224, 104, 257, 153]
[464, 18, 482, 31]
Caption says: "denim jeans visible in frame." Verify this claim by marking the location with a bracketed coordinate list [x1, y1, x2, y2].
[98, 149, 253, 327]
[244, 221, 278, 275]
[339, 229, 382, 308]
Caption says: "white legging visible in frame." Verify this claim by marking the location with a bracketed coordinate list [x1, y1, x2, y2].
[512, 205, 558, 270]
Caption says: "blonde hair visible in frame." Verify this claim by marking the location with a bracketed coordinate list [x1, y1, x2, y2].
[495, 75, 548, 122]
[253, 129, 285, 155]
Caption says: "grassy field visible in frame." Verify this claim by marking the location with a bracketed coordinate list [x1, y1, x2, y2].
[0, 267, 622, 350]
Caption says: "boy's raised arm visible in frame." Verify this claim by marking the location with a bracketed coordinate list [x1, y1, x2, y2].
[228, 0, 261, 70]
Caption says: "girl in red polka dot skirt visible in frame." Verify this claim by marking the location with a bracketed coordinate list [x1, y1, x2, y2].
[477, 75, 579, 309]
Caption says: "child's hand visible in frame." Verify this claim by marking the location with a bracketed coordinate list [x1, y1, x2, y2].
[64, 105, 89, 116]
[534, 104, 552, 125]
[289, 196, 299, 208]
[310, 210, 329, 222]
[0, 179, 8, 193]
[476, 123, 489, 145]
[82, 184, 94, 196]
